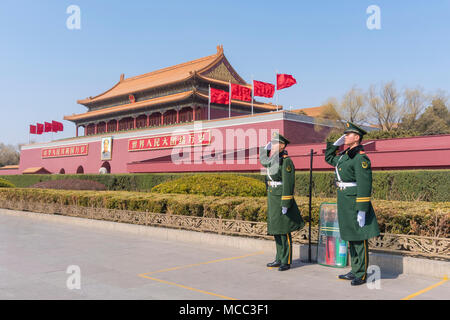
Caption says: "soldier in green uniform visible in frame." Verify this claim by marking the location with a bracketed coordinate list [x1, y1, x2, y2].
[259, 132, 305, 271]
[325, 122, 380, 286]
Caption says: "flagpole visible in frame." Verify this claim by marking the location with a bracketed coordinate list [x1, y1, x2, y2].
[228, 80, 231, 118]
[251, 75, 254, 115]
[208, 85, 211, 120]
[275, 70, 279, 111]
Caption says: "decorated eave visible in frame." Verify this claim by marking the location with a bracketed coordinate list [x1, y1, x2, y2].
[76, 45, 246, 107]
[64, 45, 278, 122]
[64, 90, 277, 122]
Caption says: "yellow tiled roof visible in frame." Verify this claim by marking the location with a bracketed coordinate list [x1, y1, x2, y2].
[78, 45, 228, 105]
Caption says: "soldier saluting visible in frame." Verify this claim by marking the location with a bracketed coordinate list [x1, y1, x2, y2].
[259, 132, 305, 271]
[325, 122, 380, 286]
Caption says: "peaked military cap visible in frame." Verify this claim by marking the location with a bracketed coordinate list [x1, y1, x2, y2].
[344, 121, 367, 136]
[271, 132, 290, 145]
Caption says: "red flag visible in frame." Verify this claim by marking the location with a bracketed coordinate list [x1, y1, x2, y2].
[210, 87, 230, 104]
[29, 125, 37, 134]
[231, 84, 252, 102]
[36, 123, 44, 135]
[253, 80, 275, 98]
[276, 74, 297, 90]
[44, 122, 52, 132]
[58, 121, 64, 131]
[51, 120, 59, 132]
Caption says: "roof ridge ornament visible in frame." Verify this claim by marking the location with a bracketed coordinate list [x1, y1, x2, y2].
[120, 73, 125, 82]
[216, 44, 223, 54]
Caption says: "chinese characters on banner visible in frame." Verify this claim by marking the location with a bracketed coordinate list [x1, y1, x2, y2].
[42, 144, 89, 158]
[128, 130, 211, 152]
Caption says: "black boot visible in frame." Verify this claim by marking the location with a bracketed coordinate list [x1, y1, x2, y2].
[266, 260, 281, 267]
[278, 264, 290, 271]
[351, 277, 367, 286]
[338, 272, 355, 280]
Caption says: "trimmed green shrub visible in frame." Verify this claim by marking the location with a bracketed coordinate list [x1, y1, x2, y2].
[0, 188, 448, 237]
[294, 170, 450, 202]
[29, 179, 107, 190]
[0, 169, 448, 202]
[151, 174, 266, 197]
[0, 173, 188, 191]
[0, 178, 15, 188]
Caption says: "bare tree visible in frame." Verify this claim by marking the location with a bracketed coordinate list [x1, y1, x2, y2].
[316, 97, 345, 137]
[0, 143, 20, 166]
[338, 86, 367, 124]
[320, 97, 342, 120]
[401, 87, 428, 129]
[368, 82, 403, 131]
[367, 84, 382, 128]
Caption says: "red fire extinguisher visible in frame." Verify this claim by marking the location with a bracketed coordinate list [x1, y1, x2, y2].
[326, 236, 336, 265]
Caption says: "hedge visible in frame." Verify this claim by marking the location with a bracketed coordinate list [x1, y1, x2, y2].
[291, 170, 450, 202]
[0, 173, 187, 191]
[151, 174, 266, 197]
[0, 178, 15, 188]
[30, 179, 107, 191]
[1, 170, 448, 202]
[0, 188, 448, 237]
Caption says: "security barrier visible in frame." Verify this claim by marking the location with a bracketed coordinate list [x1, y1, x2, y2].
[317, 203, 348, 267]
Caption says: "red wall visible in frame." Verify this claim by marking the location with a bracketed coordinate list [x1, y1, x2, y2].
[287, 134, 450, 171]
[15, 115, 288, 174]
[0, 169, 20, 175]
[4, 113, 449, 175]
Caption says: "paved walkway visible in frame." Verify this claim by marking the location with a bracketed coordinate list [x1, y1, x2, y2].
[0, 209, 448, 300]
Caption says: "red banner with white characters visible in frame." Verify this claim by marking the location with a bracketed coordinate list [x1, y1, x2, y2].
[128, 130, 211, 152]
[42, 144, 89, 158]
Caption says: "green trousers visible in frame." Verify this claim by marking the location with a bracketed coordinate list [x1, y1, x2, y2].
[274, 233, 293, 265]
[349, 240, 369, 280]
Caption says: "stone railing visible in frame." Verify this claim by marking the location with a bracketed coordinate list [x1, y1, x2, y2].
[0, 199, 448, 260]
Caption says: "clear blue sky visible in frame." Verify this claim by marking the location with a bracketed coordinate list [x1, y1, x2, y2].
[1, 0, 449, 146]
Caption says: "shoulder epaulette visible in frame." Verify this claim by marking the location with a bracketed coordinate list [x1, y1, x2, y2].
[359, 151, 366, 154]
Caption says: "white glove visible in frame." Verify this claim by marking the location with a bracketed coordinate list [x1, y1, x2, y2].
[333, 134, 346, 146]
[357, 211, 365, 227]
[264, 142, 272, 151]
[282, 207, 288, 215]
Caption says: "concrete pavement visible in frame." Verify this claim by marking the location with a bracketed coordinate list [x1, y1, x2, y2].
[0, 209, 448, 300]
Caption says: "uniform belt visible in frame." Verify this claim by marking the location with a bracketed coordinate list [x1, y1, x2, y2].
[268, 181, 283, 187]
[336, 181, 357, 190]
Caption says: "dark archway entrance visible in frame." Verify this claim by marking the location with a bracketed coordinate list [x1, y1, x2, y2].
[101, 161, 111, 174]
